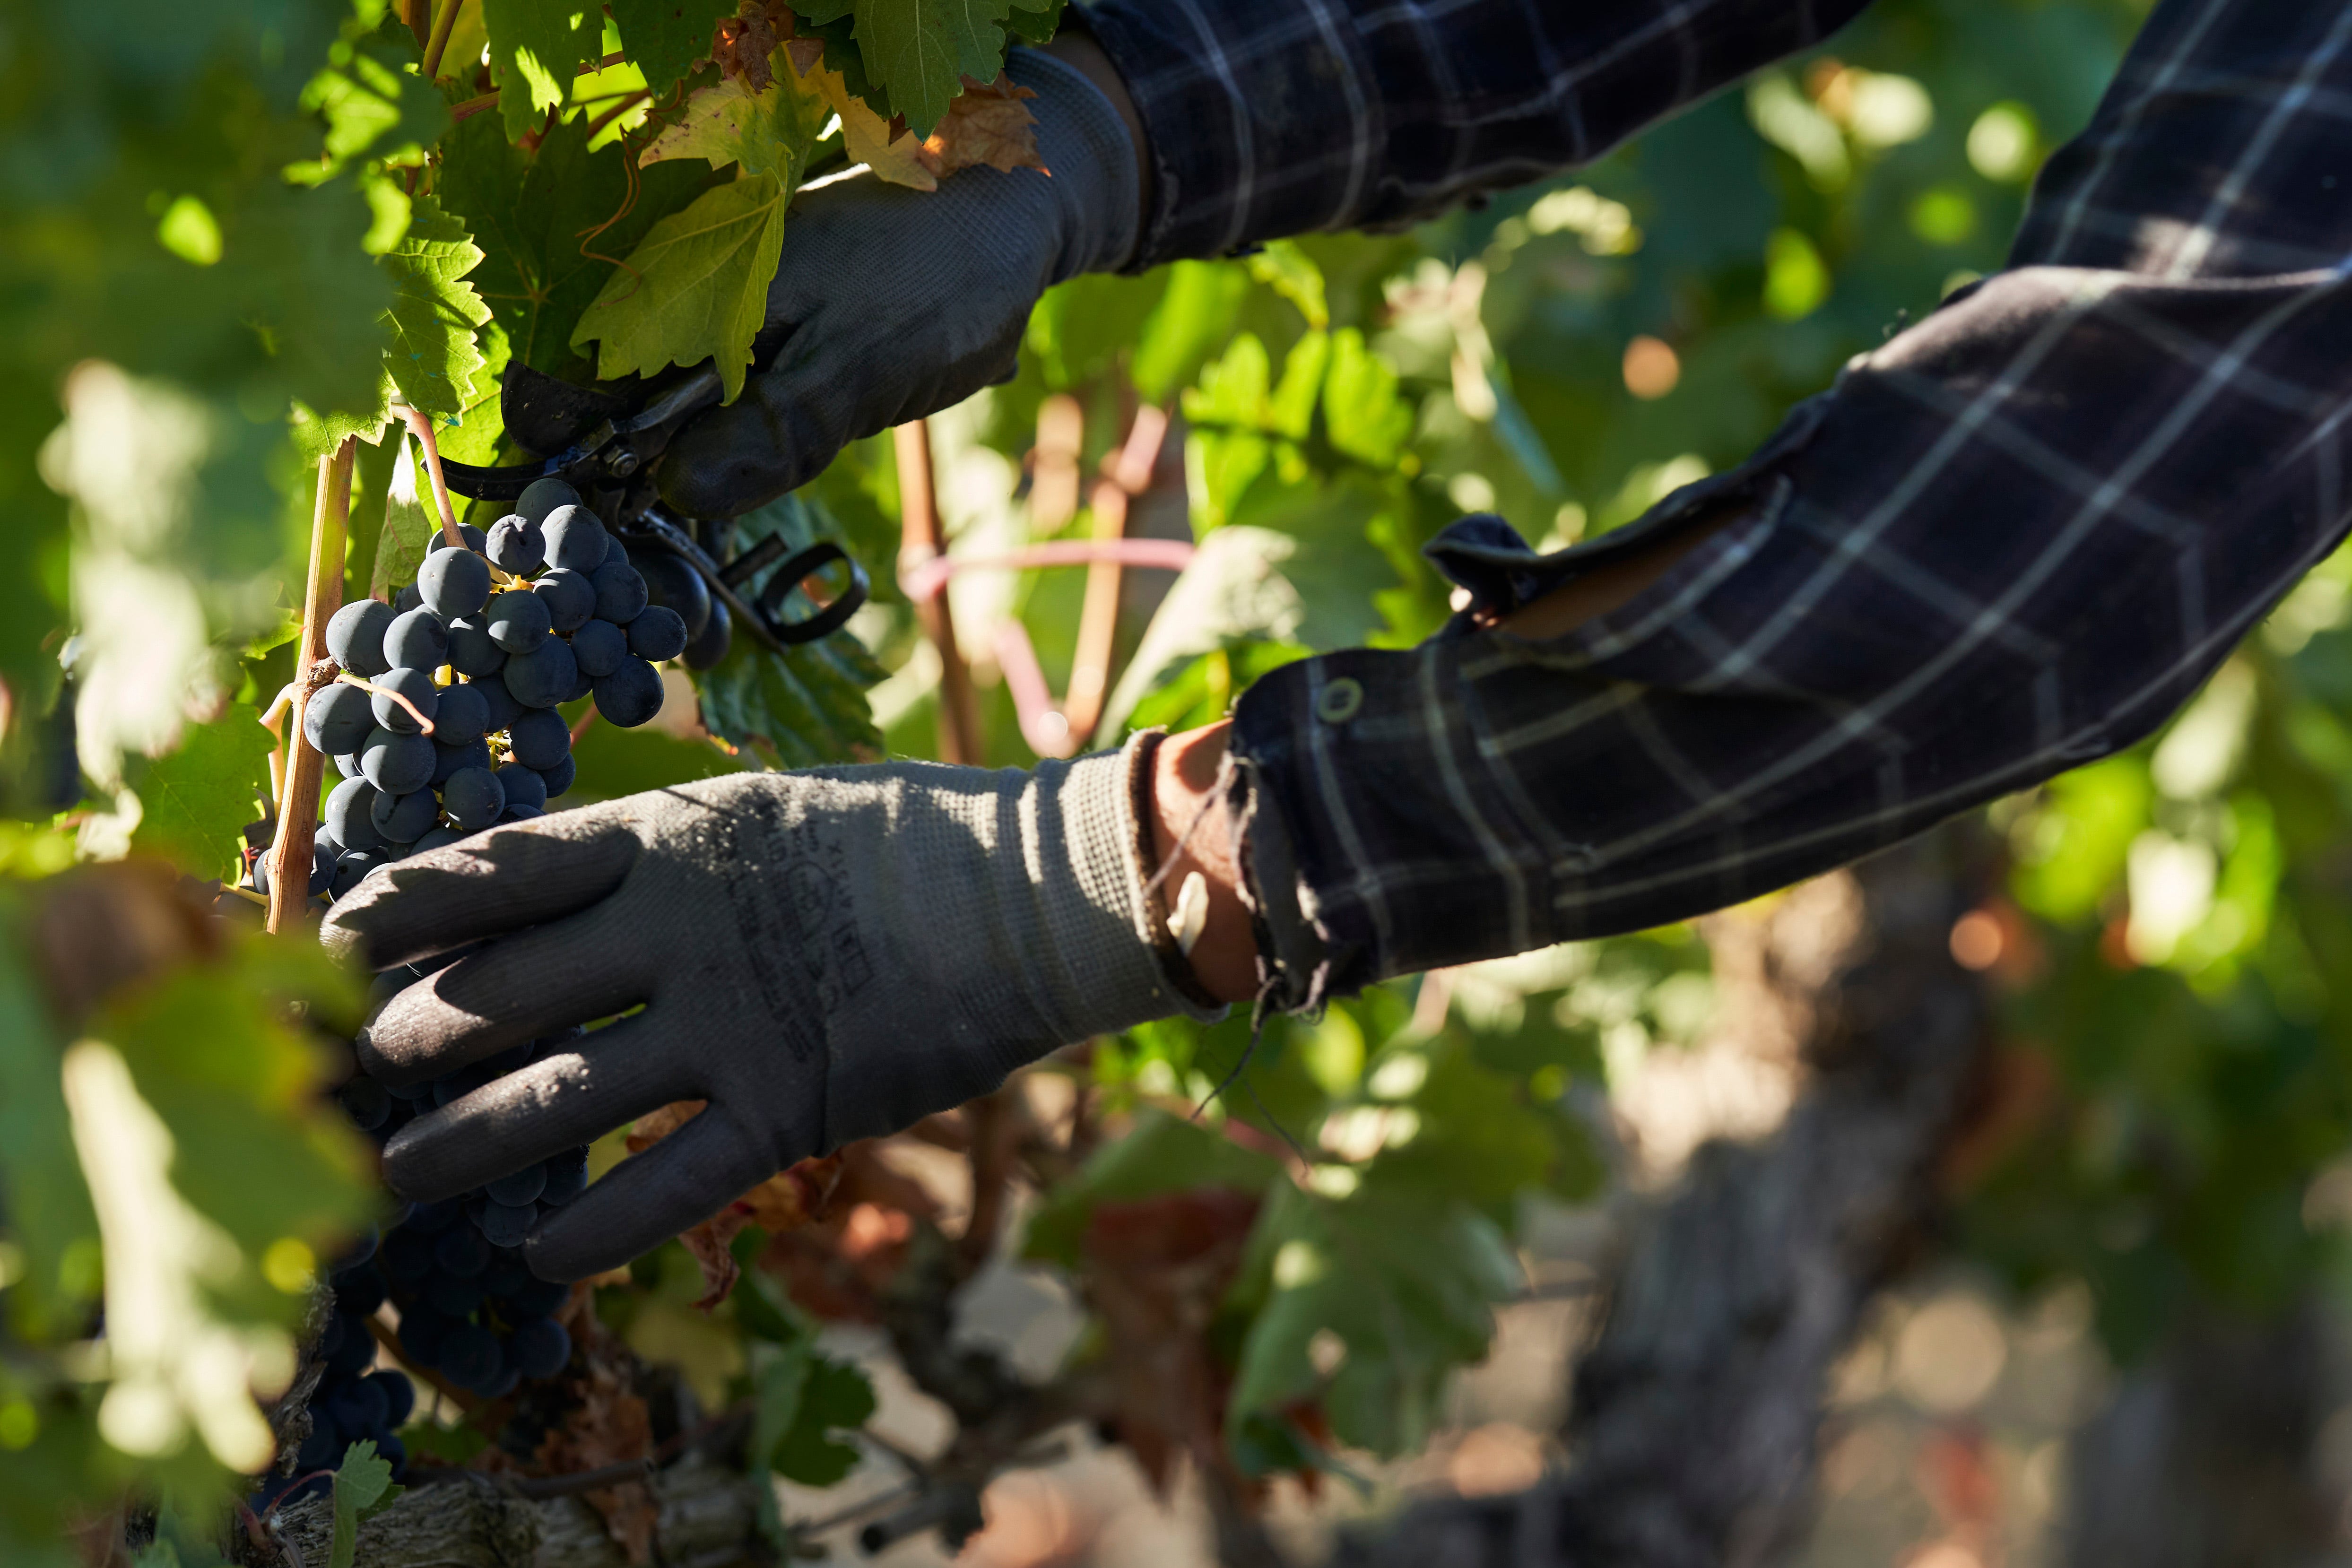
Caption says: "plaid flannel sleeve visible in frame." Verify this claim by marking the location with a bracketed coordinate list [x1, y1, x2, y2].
[1215, 0, 2352, 1007]
[1080, 0, 1875, 267]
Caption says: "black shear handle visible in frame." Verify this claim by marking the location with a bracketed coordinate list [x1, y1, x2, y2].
[747, 540, 870, 645]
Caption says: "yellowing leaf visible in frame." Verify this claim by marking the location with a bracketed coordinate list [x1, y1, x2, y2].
[570, 173, 790, 401]
[792, 50, 935, 191]
[641, 54, 829, 182]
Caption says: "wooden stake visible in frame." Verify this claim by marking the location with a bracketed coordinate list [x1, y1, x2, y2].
[894, 420, 984, 765]
[266, 440, 354, 933]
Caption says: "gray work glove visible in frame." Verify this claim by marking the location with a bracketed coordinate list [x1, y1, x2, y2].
[659, 47, 1142, 518]
[321, 739, 1213, 1281]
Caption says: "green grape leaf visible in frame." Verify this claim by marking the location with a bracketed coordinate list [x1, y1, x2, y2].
[483, 0, 603, 140]
[1005, 0, 1065, 45]
[1319, 329, 1412, 470]
[299, 17, 448, 178]
[370, 436, 438, 600]
[795, 0, 1017, 135]
[640, 56, 829, 182]
[693, 497, 883, 765]
[124, 706, 272, 881]
[328, 1440, 403, 1568]
[1025, 1109, 1282, 1265]
[377, 195, 492, 420]
[611, 0, 736, 94]
[747, 1337, 875, 1525]
[794, 9, 891, 119]
[289, 386, 392, 462]
[569, 172, 788, 400]
[1225, 1182, 1522, 1460]
[436, 114, 716, 380]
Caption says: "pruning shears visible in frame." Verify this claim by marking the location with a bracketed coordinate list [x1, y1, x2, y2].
[433, 364, 868, 656]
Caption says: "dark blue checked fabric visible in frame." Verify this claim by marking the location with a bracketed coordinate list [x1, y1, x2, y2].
[1086, 0, 2352, 1005]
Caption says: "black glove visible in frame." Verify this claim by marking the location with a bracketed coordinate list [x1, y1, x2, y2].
[657, 48, 1142, 518]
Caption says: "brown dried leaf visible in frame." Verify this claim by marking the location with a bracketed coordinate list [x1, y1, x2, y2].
[711, 0, 791, 90]
[534, 1325, 657, 1562]
[915, 74, 1043, 180]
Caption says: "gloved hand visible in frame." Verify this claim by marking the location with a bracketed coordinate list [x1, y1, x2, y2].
[321, 737, 1215, 1281]
[657, 47, 1143, 518]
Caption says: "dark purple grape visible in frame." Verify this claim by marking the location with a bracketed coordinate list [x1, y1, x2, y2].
[413, 826, 465, 853]
[397, 1309, 456, 1368]
[383, 607, 450, 671]
[486, 1163, 546, 1207]
[328, 1318, 378, 1374]
[564, 664, 594, 704]
[683, 593, 730, 670]
[503, 638, 575, 709]
[506, 1274, 572, 1316]
[495, 762, 547, 814]
[637, 550, 710, 637]
[516, 477, 580, 528]
[326, 600, 394, 677]
[330, 849, 384, 900]
[487, 514, 546, 575]
[395, 582, 423, 615]
[532, 568, 596, 634]
[590, 561, 648, 625]
[304, 682, 376, 755]
[419, 547, 492, 619]
[538, 753, 576, 799]
[369, 1369, 415, 1428]
[499, 804, 546, 824]
[471, 673, 524, 735]
[295, 1412, 342, 1470]
[406, 1198, 464, 1233]
[505, 708, 570, 771]
[427, 524, 489, 555]
[370, 787, 438, 845]
[438, 1324, 505, 1393]
[369, 667, 441, 736]
[481, 1200, 536, 1247]
[434, 681, 491, 746]
[359, 728, 435, 795]
[382, 1227, 436, 1282]
[332, 1264, 388, 1317]
[509, 1316, 572, 1380]
[540, 1146, 590, 1206]
[443, 766, 506, 831]
[625, 606, 687, 663]
[542, 505, 609, 572]
[485, 589, 552, 654]
[431, 733, 494, 787]
[425, 1273, 486, 1318]
[568, 617, 626, 678]
[447, 615, 507, 678]
[434, 1226, 490, 1279]
[593, 658, 665, 728]
[339, 1075, 391, 1132]
[324, 776, 386, 854]
[328, 1373, 390, 1435]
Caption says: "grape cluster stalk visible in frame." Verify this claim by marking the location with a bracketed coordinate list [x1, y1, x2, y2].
[250, 478, 687, 903]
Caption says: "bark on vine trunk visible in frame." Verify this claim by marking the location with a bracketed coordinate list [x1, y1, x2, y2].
[1331, 830, 1993, 1568]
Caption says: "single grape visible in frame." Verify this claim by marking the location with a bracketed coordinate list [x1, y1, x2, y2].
[589, 560, 649, 625]
[486, 1162, 547, 1206]
[637, 550, 710, 637]
[540, 1146, 590, 1206]
[418, 547, 492, 619]
[481, 1200, 537, 1247]
[486, 514, 546, 575]
[446, 615, 508, 677]
[606, 538, 631, 569]
[443, 766, 506, 831]
[326, 600, 395, 676]
[509, 1316, 572, 1380]
[427, 523, 490, 555]
[506, 1274, 572, 1316]
[382, 1227, 435, 1282]
[625, 605, 688, 662]
[471, 672, 525, 736]
[568, 617, 627, 678]
[330, 849, 384, 899]
[593, 658, 666, 728]
[328, 1318, 378, 1375]
[495, 761, 547, 814]
[324, 776, 382, 849]
[304, 682, 376, 755]
[564, 665, 594, 704]
[542, 505, 609, 572]
[412, 825, 464, 853]
[333, 753, 360, 781]
[507, 708, 571, 771]
[434, 1226, 490, 1279]
[431, 733, 494, 787]
[503, 637, 577, 709]
[538, 753, 577, 799]
[683, 593, 731, 670]
[331, 1263, 388, 1317]
[532, 567, 596, 633]
[499, 803, 546, 824]
[425, 1273, 487, 1319]
[432, 680, 491, 747]
[516, 476, 581, 528]
[396, 1309, 454, 1368]
[370, 787, 439, 845]
[360, 727, 436, 795]
[369, 667, 442, 736]
[438, 1323, 506, 1394]
[383, 607, 450, 672]
[406, 1197, 464, 1233]
[485, 588, 553, 653]
[368, 1369, 416, 1428]
[328, 1374, 390, 1436]
[394, 582, 423, 615]
[338, 1075, 391, 1131]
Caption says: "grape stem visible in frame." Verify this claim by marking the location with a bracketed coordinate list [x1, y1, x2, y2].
[334, 672, 439, 737]
[419, 0, 463, 82]
[395, 404, 466, 550]
[266, 442, 354, 935]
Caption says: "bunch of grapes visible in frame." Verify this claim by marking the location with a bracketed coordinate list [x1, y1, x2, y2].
[285, 478, 685, 900]
[247, 1230, 418, 1511]
[325, 953, 586, 1406]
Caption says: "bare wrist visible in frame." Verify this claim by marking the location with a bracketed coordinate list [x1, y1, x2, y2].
[1149, 721, 1258, 1005]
